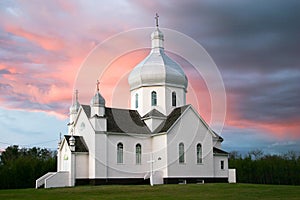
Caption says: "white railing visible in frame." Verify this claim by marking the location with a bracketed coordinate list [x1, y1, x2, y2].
[35, 172, 55, 189]
[36, 171, 70, 188]
[44, 171, 70, 188]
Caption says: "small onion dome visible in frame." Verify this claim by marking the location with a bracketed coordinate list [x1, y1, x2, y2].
[70, 90, 80, 114]
[69, 101, 80, 114]
[90, 91, 105, 106]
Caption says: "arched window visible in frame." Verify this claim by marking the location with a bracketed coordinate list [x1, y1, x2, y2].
[151, 91, 157, 106]
[136, 144, 141, 165]
[172, 91, 176, 107]
[135, 93, 138, 108]
[179, 143, 185, 163]
[197, 143, 202, 164]
[117, 143, 123, 164]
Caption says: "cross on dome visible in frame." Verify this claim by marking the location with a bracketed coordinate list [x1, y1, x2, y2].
[96, 80, 100, 91]
[75, 89, 78, 101]
[155, 13, 159, 27]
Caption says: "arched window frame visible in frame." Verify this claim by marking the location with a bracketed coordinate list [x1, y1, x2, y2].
[172, 91, 176, 107]
[135, 93, 138, 109]
[197, 143, 203, 164]
[136, 144, 142, 165]
[151, 91, 157, 106]
[117, 143, 123, 164]
[179, 142, 185, 164]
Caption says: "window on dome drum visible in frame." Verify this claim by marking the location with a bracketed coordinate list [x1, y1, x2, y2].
[151, 91, 157, 106]
[136, 144, 141, 165]
[221, 160, 224, 170]
[135, 93, 138, 108]
[172, 91, 176, 106]
[197, 143, 203, 164]
[179, 143, 185, 163]
[117, 143, 123, 164]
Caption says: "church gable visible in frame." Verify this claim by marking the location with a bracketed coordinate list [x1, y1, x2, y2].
[153, 105, 189, 133]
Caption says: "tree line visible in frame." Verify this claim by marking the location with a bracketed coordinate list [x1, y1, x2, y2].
[0, 145, 56, 189]
[229, 150, 300, 185]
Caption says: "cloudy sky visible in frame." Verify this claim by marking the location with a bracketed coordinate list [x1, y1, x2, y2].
[0, 0, 299, 155]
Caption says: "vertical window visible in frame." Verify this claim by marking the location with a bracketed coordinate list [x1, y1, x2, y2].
[117, 143, 123, 164]
[197, 143, 202, 164]
[179, 143, 185, 163]
[136, 144, 141, 165]
[135, 93, 138, 108]
[151, 91, 157, 106]
[172, 92, 176, 107]
[221, 160, 224, 170]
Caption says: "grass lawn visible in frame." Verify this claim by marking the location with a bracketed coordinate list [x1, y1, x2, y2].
[0, 183, 299, 200]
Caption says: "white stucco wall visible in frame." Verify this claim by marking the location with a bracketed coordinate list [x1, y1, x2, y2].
[213, 155, 228, 177]
[73, 109, 96, 178]
[58, 140, 72, 172]
[131, 86, 186, 116]
[152, 134, 168, 177]
[94, 133, 107, 178]
[166, 107, 215, 178]
[106, 134, 152, 178]
[75, 153, 89, 178]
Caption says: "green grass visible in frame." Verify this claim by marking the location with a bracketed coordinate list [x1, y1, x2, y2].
[0, 184, 299, 200]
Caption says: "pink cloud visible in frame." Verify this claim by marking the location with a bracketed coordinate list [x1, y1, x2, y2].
[5, 25, 65, 51]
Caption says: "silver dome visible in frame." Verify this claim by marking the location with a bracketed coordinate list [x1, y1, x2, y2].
[128, 28, 188, 91]
[69, 101, 80, 113]
[90, 91, 105, 106]
[70, 90, 80, 114]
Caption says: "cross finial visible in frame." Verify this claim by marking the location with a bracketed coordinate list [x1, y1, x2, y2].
[96, 80, 100, 92]
[75, 89, 78, 101]
[155, 13, 159, 27]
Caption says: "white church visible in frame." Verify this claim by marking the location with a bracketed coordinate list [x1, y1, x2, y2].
[36, 17, 235, 188]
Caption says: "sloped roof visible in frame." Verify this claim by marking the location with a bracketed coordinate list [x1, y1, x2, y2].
[81, 105, 151, 134]
[213, 147, 228, 155]
[81, 105, 91, 118]
[80, 104, 222, 138]
[105, 107, 151, 134]
[142, 109, 166, 119]
[65, 135, 88, 152]
[212, 131, 224, 142]
[154, 105, 189, 133]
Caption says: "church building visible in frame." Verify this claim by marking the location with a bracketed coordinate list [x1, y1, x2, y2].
[36, 16, 235, 188]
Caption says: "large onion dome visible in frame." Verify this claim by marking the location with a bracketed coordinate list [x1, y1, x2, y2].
[128, 26, 188, 91]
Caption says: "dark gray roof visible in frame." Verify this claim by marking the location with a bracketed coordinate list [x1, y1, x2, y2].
[65, 135, 89, 152]
[154, 105, 189, 133]
[105, 107, 151, 134]
[213, 147, 228, 155]
[81, 105, 150, 134]
[142, 109, 166, 118]
[80, 104, 191, 134]
[81, 105, 91, 118]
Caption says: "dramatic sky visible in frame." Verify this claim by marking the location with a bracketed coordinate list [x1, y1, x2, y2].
[0, 0, 299, 155]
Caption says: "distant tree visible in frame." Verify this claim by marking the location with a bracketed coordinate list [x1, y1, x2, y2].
[248, 149, 264, 160]
[0, 146, 56, 189]
[229, 150, 300, 185]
